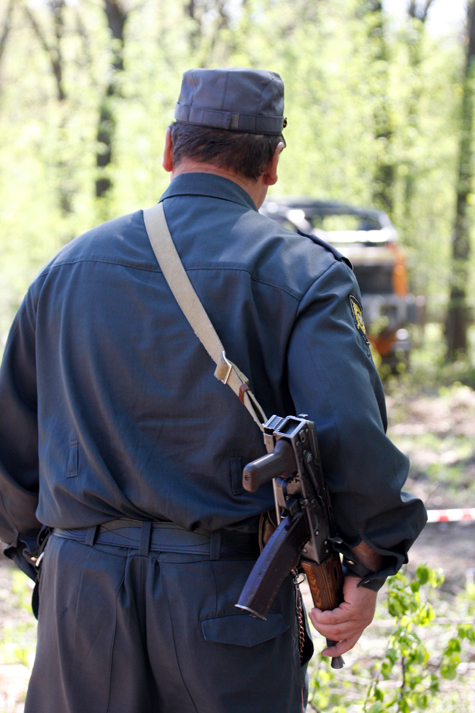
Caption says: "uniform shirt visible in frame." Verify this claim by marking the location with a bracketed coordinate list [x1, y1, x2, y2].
[0, 173, 426, 580]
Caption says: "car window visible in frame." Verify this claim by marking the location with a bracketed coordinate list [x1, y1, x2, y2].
[310, 214, 380, 232]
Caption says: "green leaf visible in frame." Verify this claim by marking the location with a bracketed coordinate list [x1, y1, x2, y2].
[440, 657, 459, 680]
[386, 648, 398, 665]
[445, 637, 461, 654]
[367, 703, 385, 713]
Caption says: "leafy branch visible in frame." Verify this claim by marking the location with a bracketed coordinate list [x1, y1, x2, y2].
[310, 563, 475, 713]
[363, 564, 474, 712]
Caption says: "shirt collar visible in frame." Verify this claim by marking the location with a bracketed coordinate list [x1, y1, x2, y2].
[159, 172, 258, 212]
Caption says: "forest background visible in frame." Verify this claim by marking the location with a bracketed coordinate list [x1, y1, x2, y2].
[0, 0, 475, 363]
[2, 2, 475, 712]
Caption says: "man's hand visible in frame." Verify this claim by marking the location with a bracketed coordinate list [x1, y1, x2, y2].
[309, 575, 378, 658]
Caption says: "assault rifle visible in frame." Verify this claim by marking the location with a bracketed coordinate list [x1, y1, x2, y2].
[235, 414, 345, 669]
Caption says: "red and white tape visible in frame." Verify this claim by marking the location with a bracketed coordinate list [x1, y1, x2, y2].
[427, 508, 475, 523]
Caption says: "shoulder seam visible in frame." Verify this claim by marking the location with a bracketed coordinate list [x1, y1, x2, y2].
[35, 257, 165, 279]
[36, 258, 304, 301]
[296, 229, 352, 268]
[186, 266, 301, 301]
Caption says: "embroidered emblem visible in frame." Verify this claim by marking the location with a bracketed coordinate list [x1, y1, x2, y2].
[349, 295, 369, 346]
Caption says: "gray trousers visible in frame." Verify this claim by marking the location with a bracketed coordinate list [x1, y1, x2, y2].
[25, 527, 310, 713]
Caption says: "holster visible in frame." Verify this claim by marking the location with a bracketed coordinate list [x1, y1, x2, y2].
[31, 525, 53, 620]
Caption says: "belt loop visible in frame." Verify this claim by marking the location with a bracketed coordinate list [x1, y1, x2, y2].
[210, 530, 221, 561]
[85, 525, 98, 547]
[139, 521, 153, 556]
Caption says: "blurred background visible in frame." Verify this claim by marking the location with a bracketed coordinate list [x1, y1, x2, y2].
[1, 1, 475, 711]
[0, 0, 473, 365]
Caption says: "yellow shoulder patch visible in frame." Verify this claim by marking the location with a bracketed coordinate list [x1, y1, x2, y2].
[349, 295, 369, 346]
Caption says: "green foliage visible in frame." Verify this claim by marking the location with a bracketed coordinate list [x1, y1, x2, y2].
[363, 565, 444, 712]
[1, 6, 475, 708]
[0, 570, 36, 670]
[308, 564, 475, 713]
[440, 623, 475, 681]
[10, 570, 35, 613]
[0, 0, 471, 355]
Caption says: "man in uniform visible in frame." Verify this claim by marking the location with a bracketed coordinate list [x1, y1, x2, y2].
[0, 68, 426, 713]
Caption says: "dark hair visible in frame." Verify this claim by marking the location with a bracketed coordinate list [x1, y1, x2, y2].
[169, 122, 285, 181]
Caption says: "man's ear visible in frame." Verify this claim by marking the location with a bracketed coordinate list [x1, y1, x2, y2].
[162, 128, 174, 173]
[262, 141, 285, 186]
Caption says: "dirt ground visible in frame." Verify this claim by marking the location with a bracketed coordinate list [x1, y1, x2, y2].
[408, 520, 475, 589]
[386, 384, 475, 510]
[384, 385, 475, 587]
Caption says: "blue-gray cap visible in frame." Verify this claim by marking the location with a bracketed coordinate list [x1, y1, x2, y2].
[174, 67, 286, 136]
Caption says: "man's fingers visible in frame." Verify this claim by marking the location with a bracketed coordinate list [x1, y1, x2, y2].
[310, 603, 375, 628]
[310, 617, 366, 642]
[308, 575, 379, 655]
[309, 607, 340, 625]
[309, 605, 354, 626]
[321, 633, 360, 658]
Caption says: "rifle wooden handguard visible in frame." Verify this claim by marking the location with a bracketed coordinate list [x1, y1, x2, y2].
[301, 553, 345, 670]
[301, 552, 343, 611]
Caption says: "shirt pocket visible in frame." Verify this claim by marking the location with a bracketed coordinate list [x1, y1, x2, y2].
[201, 612, 288, 647]
[229, 457, 244, 496]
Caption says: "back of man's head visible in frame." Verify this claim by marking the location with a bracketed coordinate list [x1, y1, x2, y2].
[170, 67, 286, 180]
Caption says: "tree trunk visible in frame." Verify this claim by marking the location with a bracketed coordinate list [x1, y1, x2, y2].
[402, 1, 434, 294]
[0, 0, 14, 68]
[185, 0, 231, 65]
[408, 0, 436, 24]
[445, 1, 475, 358]
[363, 1, 394, 218]
[24, 0, 67, 102]
[95, 0, 128, 200]
[23, 1, 76, 220]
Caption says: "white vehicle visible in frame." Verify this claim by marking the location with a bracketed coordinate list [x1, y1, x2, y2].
[261, 198, 415, 365]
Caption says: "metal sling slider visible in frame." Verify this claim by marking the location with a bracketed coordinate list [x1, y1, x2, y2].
[214, 351, 234, 384]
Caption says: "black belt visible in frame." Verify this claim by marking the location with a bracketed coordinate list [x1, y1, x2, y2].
[53, 518, 260, 561]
